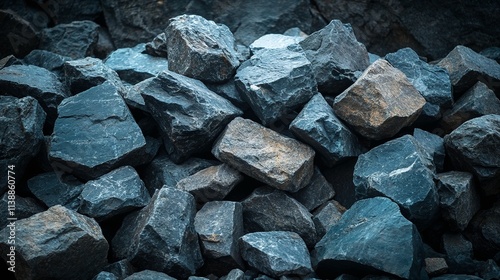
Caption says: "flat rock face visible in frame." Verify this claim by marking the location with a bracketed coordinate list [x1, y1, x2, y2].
[299, 19, 370, 95]
[49, 82, 147, 180]
[313, 197, 425, 279]
[332, 59, 426, 140]
[0, 205, 108, 280]
[413, 128, 446, 172]
[240, 231, 312, 277]
[249, 34, 304, 53]
[27, 172, 84, 210]
[140, 70, 242, 163]
[312, 200, 346, 238]
[166, 14, 239, 83]
[353, 135, 439, 228]
[112, 187, 203, 278]
[23, 49, 71, 73]
[212, 117, 315, 192]
[235, 48, 317, 126]
[290, 167, 335, 212]
[145, 33, 168, 57]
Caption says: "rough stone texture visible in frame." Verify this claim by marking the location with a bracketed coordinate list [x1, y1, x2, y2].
[313, 197, 425, 279]
[444, 114, 500, 195]
[235, 48, 316, 125]
[23, 49, 71, 73]
[249, 34, 304, 53]
[312, 200, 346, 239]
[0, 192, 44, 229]
[27, 172, 84, 210]
[354, 135, 439, 228]
[140, 70, 242, 163]
[177, 164, 243, 204]
[166, 14, 239, 83]
[437, 45, 500, 95]
[466, 202, 500, 260]
[124, 270, 176, 280]
[220, 268, 245, 280]
[39, 20, 99, 59]
[93, 271, 118, 280]
[413, 128, 446, 172]
[0, 9, 39, 57]
[112, 187, 203, 278]
[290, 167, 335, 212]
[145, 32, 168, 57]
[425, 258, 448, 277]
[49, 82, 147, 180]
[205, 80, 249, 110]
[104, 43, 169, 84]
[441, 82, 500, 133]
[240, 231, 313, 277]
[332, 59, 426, 140]
[78, 166, 151, 221]
[290, 93, 364, 167]
[0, 205, 108, 280]
[212, 117, 315, 192]
[194, 201, 244, 274]
[123, 80, 149, 112]
[241, 187, 317, 247]
[103, 260, 136, 280]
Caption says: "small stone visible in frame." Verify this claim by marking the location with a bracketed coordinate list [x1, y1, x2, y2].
[413, 128, 446, 172]
[0, 192, 45, 229]
[290, 167, 335, 212]
[249, 34, 304, 53]
[124, 270, 176, 280]
[102, 260, 136, 280]
[22, 49, 71, 73]
[145, 32, 168, 57]
[93, 271, 118, 280]
[205, 80, 249, 110]
[123, 79, 149, 111]
[27, 172, 84, 210]
[0, 9, 39, 57]
[425, 258, 448, 277]
[0, 55, 22, 69]
[312, 200, 346, 239]
[240, 231, 313, 277]
[466, 203, 500, 260]
[220, 268, 245, 280]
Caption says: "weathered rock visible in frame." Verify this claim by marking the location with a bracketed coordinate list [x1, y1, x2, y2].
[290, 93, 364, 166]
[27, 172, 84, 210]
[242, 187, 317, 247]
[102, 260, 136, 280]
[93, 271, 118, 280]
[413, 128, 446, 172]
[205, 80, 249, 110]
[0, 192, 44, 229]
[466, 202, 500, 260]
[124, 270, 176, 280]
[354, 135, 439, 228]
[123, 80, 149, 112]
[145, 32, 168, 57]
[23, 49, 71, 73]
[299, 19, 370, 95]
[0, 9, 39, 57]
[313, 197, 425, 279]
[195, 201, 244, 274]
[333, 59, 426, 140]
[441, 82, 500, 133]
[240, 231, 312, 277]
[0, 55, 22, 69]
[221, 268, 245, 280]
[0, 205, 108, 280]
[235, 48, 317, 126]
[212, 117, 315, 192]
[49, 82, 147, 180]
[112, 187, 203, 278]
[437, 46, 500, 95]
[177, 164, 243, 204]
[312, 200, 346, 239]
[442, 233, 476, 274]
[104, 43, 169, 84]
[444, 114, 500, 195]
[249, 34, 304, 53]
[290, 167, 335, 211]
[140, 70, 242, 162]
[425, 258, 448, 277]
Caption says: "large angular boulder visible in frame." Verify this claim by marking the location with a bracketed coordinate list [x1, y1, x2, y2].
[0, 205, 108, 280]
[140, 70, 242, 163]
[49, 82, 147, 180]
[212, 117, 315, 192]
[354, 135, 439, 228]
[313, 197, 425, 279]
[332, 59, 426, 140]
[27, 172, 84, 210]
[0, 9, 39, 57]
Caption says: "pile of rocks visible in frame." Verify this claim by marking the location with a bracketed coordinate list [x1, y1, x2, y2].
[1, 10, 500, 280]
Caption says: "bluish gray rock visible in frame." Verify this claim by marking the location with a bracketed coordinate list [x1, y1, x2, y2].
[93, 271, 118, 280]
[220, 268, 245, 280]
[124, 79, 149, 112]
[27, 172, 84, 210]
[442, 233, 476, 274]
[124, 270, 176, 280]
[413, 128, 446, 172]
[102, 260, 136, 280]
[290, 167, 335, 212]
[205, 80, 249, 110]
[240, 231, 313, 277]
[0, 9, 39, 57]
[0, 192, 45, 229]
[466, 202, 500, 260]
[432, 275, 482, 280]
[145, 32, 168, 57]
[312, 200, 346, 239]
[23, 49, 71, 73]
[249, 34, 304, 53]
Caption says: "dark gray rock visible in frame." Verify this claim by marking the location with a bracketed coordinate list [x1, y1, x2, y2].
[414, 102, 443, 126]
[299, 20, 370, 95]
[466, 202, 500, 260]
[290, 167, 335, 212]
[444, 114, 500, 195]
[27, 172, 84, 210]
[290, 93, 364, 167]
[413, 128, 446, 172]
[313, 197, 425, 279]
[0, 192, 44, 229]
[425, 257, 448, 277]
[212, 117, 315, 192]
[94, 271, 118, 280]
[249, 34, 304, 53]
[442, 233, 476, 274]
[221, 268, 245, 280]
[312, 200, 346, 239]
[431, 275, 482, 280]
[112, 187, 203, 278]
[0, 205, 108, 280]
[140, 70, 242, 163]
[177, 164, 243, 204]
[481, 47, 500, 64]
[322, 158, 358, 208]
[479, 259, 500, 280]
[145, 32, 168, 57]
[0, 9, 39, 57]
[240, 231, 312, 277]
[49, 82, 147, 180]
[94, 27, 115, 59]
[195, 201, 244, 274]
[104, 43, 169, 84]
[124, 80, 149, 112]
[242, 187, 317, 247]
[124, 270, 176, 280]
[235, 48, 317, 126]
[44, 0, 102, 24]
[354, 135, 439, 228]
[205, 80, 249, 110]
[40, 20, 99, 59]
[103, 260, 136, 280]
[23, 49, 71, 73]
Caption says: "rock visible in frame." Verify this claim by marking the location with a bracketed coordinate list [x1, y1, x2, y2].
[369, 53, 381, 64]
[444, 114, 500, 195]
[0, 9, 39, 57]
[27, 172, 84, 210]
[481, 47, 500, 64]
[112, 187, 203, 278]
[413, 128, 446, 172]
[437, 46, 500, 95]
[104, 43, 169, 84]
[140, 70, 242, 162]
[241, 187, 317, 247]
[93, 271, 118, 280]
[442, 233, 476, 274]
[102, 260, 136, 280]
[354, 135, 439, 228]
[290, 167, 335, 211]
[299, 20, 370, 95]
[332, 59, 426, 140]
[39, 20, 100, 59]
[194, 201, 244, 274]
[0, 192, 45, 229]
[425, 258, 448, 277]
[23, 49, 71, 73]
[124, 270, 176, 280]
[289, 93, 364, 166]
[94, 27, 115, 59]
[145, 32, 168, 57]
[166, 14, 239, 83]
[313, 197, 425, 279]
[212, 117, 315, 192]
[440, 82, 500, 133]
[0, 55, 22, 69]
[431, 275, 482, 280]
[0, 205, 108, 280]
[283, 27, 308, 38]
[240, 231, 313, 277]
[322, 158, 358, 208]
[249, 34, 304, 53]
[312, 200, 346, 239]
[479, 259, 500, 280]
[415, 102, 443, 125]
[235, 48, 317, 126]
[49, 82, 147, 180]
[466, 202, 500, 260]
[221, 269, 245, 280]
[123, 80, 149, 112]
[177, 164, 243, 204]
[43, 0, 102, 24]
[205, 80, 249, 110]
